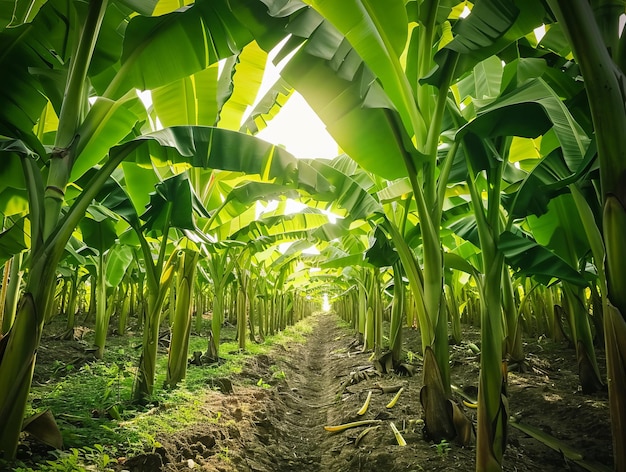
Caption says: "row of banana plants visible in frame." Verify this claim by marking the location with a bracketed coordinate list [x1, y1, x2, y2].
[0, 0, 346, 455]
[253, 1, 623, 470]
[0, 0, 625, 470]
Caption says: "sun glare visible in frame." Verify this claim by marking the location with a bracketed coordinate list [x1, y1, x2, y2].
[257, 93, 338, 159]
[247, 39, 338, 160]
[533, 24, 546, 43]
[322, 293, 331, 312]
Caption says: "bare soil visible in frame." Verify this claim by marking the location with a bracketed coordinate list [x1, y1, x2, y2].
[115, 312, 613, 472]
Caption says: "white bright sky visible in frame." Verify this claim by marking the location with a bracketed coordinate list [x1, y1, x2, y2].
[257, 93, 338, 159]
[248, 40, 338, 160]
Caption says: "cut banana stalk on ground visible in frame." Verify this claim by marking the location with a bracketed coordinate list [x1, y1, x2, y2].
[355, 425, 379, 446]
[386, 387, 404, 408]
[324, 419, 382, 432]
[357, 390, 373, 416]
[389, 422, 406, 446]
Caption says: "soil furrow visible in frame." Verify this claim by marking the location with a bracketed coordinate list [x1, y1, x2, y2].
[136, 312, 612, 472]
[247, 313, 342, 472]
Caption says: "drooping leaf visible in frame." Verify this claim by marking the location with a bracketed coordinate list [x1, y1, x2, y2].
[218, 41, 268, 130]
[302, 0, 419, 136]
[525, 193, 591, 267]
[111, 0, 254, 96]
[22, 410, 63, 449]
[459, 78, 591, 173]
[105, 244, 133, 288]
[79, 213, 118, 254]
[274, 7, 418, 180]
[240, 77, 293, 134]
[498, 230, 588, 286]
[0, 217, 30, 266]
[112, 126, 332, 195]
[424, 0, 545, 86]
[366, 226, 399, 268]
[140, 173, 198, 232]
[308, 159, 384, 221]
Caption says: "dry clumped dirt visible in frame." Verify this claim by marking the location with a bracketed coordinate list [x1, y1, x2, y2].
[116, 312, 613, 472]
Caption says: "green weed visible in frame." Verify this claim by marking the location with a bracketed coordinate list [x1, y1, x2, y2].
[431, 439, 451, 458]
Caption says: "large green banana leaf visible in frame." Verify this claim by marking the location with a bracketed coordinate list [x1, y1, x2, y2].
[112, 127, 331, 195]
[140, 172, 209, 233]
[217, 41, 268, 130]
[104, 244, 134, 288]
[444, 194, 588, 286]
[270, 6, 417, 180]
[70, 98, 140, 181]
[79, 206, 119, 255]
[0, 0, 71, 151]
[0, 218, 30, 267]
[106, 0, 291, 99]
[307, 159, 384, 220]
[497, 230, 588, 286]
[302, 0, 418, 136]
[365, 226, 399, 268]
[150, 66, 220, 128]
[460, 78, 591, 172]
[425, 0, 545, 86]
[110, 0, 251, 97]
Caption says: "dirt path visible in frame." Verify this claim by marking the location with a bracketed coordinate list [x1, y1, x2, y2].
[136, 312, 353, 472]
[249, 313, 340, 471]
[127, 312, 613, 472]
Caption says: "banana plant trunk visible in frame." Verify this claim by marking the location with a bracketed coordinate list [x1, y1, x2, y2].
[384, 221, 456, 440]
[1, 253, 23, 335]
[237, 285, 246, 351]
[445, 284, 462, 346]
[118, 282, 131, 335]
[134, 300, 161, 401]
[209, 293, 224, 361]
[562, 284, 603, 393]
[62, 272, 79, 340]
[247, 278, 256, 343]
[389, 261, 405, 364]
[0, 251, 62, 457]
[132, 248, 177, 402]
[357, 282, 367, 343]
[547, 2, 626, 469]
[501, 270, 523, 363]
[464, 140, 508, 471]
[475, 259, 507, 471]
[94, 252, 109, 359]
[0, 259, 9, 329]
[165, 249, 199, 388]
[257, 294, 265, 340]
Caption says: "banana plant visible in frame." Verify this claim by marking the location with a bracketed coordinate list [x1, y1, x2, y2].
[447, 28, 600, 462]
[79, 204, 129, 358]
[0, 0, 305, 455]
[107, 156, 333, 398]
[202, 242, 239, 361]
[545, 2, 626, 468]
[254, 0, 548, 446]
[55, 254, 83, 340]
[524, 193, 603, 392]
[165, 243, 200, 388]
